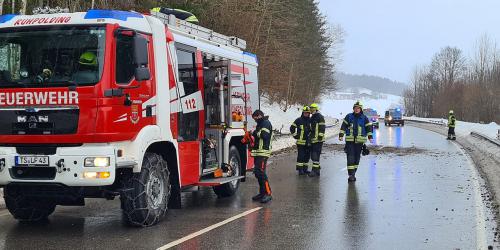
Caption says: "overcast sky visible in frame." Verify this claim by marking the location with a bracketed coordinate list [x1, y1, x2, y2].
[318, 0, 500, 83]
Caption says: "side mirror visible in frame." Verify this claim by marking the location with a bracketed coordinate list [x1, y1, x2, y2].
[115, 28, 151, 83]
[133, 35, 149, 66]
[135, 67, 150, 81]
[133, 35, 151, 81]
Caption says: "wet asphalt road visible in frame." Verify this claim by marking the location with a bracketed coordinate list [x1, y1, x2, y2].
[0, 124, 496, 249]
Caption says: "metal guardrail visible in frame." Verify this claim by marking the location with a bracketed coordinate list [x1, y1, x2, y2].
[407, 119, 500, 147]
[406, 118, 445, 126]
[470, 131, 500, 147]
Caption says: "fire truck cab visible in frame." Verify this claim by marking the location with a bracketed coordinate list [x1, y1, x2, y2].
[0, 9, 259, 227]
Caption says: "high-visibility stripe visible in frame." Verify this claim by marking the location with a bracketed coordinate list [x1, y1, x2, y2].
[347, 165, 356, 170]
[343, 119, 349, 125]
[300, 125, 304, 141]
[291, 123, 297, 127]
[365, 123, 372, 127]
[315, 123, 319, 139]
[261, 128, 271, 133]
[265, 181, 272, 195]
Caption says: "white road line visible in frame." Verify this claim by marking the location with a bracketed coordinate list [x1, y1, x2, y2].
[157, 207, 262, 250]
[453, 142, 487, 249]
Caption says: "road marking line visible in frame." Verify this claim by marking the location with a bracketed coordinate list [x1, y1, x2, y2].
[453, 143, 487, 249]
[157, 207, 262, 250]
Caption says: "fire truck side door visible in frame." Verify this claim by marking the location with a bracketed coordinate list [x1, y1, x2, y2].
[99, 32, 155, 138]
[175, 44, 203, 186]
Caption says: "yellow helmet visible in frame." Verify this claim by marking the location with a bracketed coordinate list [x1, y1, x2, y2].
[310, 103, 319, 110]
[302, 106, 310, 112]
[449, 110, 454, 114]
[353, 100, 363, 109]
[79, 51, 97, 66]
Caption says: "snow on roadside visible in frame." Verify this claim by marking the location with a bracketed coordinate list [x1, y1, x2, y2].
[406, 116, 500, 140]
[260, 98, 340, 152]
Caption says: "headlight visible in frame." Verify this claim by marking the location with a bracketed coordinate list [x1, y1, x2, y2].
[84, 157, 110, 167]
[388, 116, 393, 121]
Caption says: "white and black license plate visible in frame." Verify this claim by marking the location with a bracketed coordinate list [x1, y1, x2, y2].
[15, 156, 49, 167]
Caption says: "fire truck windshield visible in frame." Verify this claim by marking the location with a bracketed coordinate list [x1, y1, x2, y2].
[0, 25, 105, 88]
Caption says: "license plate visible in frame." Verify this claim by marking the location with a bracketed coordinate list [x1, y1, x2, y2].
[15, 156, 49, 166]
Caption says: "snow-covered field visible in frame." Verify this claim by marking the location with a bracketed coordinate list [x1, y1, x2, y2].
[406, 116, 500, 140]
[321, 93, 402, 119]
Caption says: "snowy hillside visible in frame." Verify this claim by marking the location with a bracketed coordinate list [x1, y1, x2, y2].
[321, 93, 402, 119]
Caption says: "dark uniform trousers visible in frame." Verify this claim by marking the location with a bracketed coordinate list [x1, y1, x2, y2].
[296, 145, 311, 170]
[254, 156, 272, 195]
[345, 142, 363, 175]
[311, 142, 323, 169]
[448, 127, 455, 137]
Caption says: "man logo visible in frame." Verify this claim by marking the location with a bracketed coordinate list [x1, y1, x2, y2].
[17, 116, 49, 123]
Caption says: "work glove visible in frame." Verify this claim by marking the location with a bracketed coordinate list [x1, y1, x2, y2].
[362, 144, 370, 156]
[368, 135, 373, 143]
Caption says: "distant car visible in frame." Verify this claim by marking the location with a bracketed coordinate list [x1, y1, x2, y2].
[384, 108, 404, 126]
[363, 108, 379, 128]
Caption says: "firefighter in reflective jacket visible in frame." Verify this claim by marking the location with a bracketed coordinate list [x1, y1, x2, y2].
[290, 106, 312, 175]
[308, 103, 326, 177]
[250, 110, 273, 203]
[447, 110, 456, 140]
[339, 101, 373, 182]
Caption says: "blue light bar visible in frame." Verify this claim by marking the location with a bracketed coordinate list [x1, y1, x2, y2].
[84, 10, 143, 21]
[0, 14, 16, 24]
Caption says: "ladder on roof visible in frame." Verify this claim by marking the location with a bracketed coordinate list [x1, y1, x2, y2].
[150, 11, 247, 50]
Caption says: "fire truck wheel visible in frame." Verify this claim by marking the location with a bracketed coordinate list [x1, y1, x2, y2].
[213, 146, 241, 197]
[121, 152, 171, 227]
[3, 186, 56, 222]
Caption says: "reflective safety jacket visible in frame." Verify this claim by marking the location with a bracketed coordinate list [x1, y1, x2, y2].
[448, 115, 456, 128]
[340, 113, 373, 144]
[251, 118, 273, 157]
[290, 116, 311, 146]
[310, 112, 326, 144]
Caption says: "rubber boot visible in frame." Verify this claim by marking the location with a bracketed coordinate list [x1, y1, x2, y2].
[252, 193, 264, 201]
[260, 195, 272, 203]
[308, 168, 320, 177]
[348, 175, 356, 182]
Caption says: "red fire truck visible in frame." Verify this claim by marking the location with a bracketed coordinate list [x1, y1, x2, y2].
[0, 9, 259, 226]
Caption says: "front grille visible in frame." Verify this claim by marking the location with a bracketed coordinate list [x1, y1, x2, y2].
[9, 167, 56, 180]
[0, 107, 79, 135]
[16, 146, 57, 155]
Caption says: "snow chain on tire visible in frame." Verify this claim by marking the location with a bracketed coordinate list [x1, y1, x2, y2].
[121, 152, 171, 227]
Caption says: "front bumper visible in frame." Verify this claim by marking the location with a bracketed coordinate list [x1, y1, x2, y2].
[0, 145, 117, 186]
